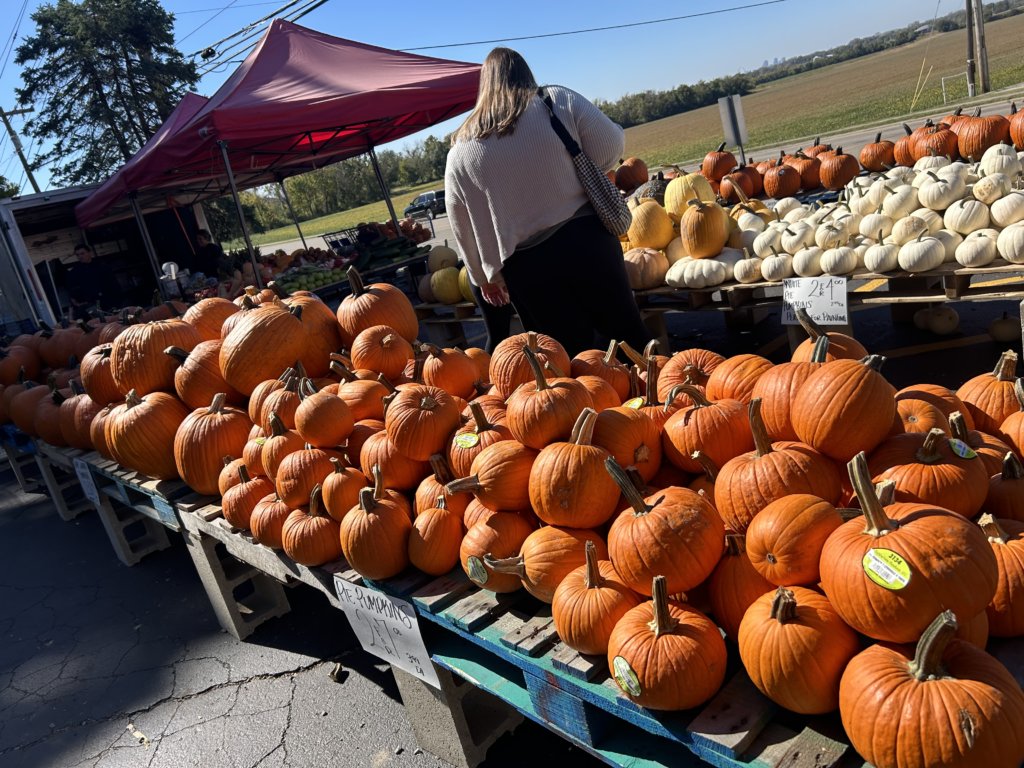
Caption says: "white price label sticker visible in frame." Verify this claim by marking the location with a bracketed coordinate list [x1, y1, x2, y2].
[73, 459, 100, 505]
[333, 577, 439, 689]
[782, 277, 849, 326]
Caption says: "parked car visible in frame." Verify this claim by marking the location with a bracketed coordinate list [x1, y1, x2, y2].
[403, 189, 446, 219]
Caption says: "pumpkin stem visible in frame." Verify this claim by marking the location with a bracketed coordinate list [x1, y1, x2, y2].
[445, 474, 483, 495]
[1001, 452, 1024, 481]
[521, 345, 548, 391]
[691, 450, 719, 482]
[914, 428, 948, 465]
[795, 307, 825, 341]
[482, 553, 526, 577]
[643, 340, 660, 359]
[347, 267, 365, 297]
[268, 411, 287, 437]
[665, 383, 711, 410]
[583, 540, 602, 589]
[125, 389, 142, 408]
[618, 341, 647, 368]
[468, 401, 494, 433]
[722, 533, 745, 556]
[237, 464, 251, 485]
[164, 346, 190, 364]
[222, 455, 234, 468]
[875, 479, 896, 506]
[329, 456, 344, 474]
[748, 398, 773, 458]
[809, 335, 831, 363]
[434, 494, 448, 511]
[769, 587, 798, 624]
[419, 394, 439, 411]
[874, 131, 882, 143]
[641, 354, 662, 408]
[571, 408, 598, 446]
[992, 350, 1018, 381]
[358, 485, 377, 513]
[207, 392, 228, 414]
[978, 513, 1009, 543]
[604, 457, 649, 516]
[429, 453, 454, 484]
[329, 361, 357, 383]
[602, 339, 619, 366]
[371, 464, 385, 500]
[859, 355, 887, 372]
[848, 452, 897, 536]
[649, 575, 677, 637]
[908, 610, 958, 681]
[948, 411, 970, 442]
[377, 374, 397, 394]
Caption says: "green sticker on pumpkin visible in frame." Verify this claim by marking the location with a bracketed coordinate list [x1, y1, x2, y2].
[466, 556, 488, 585]
[862, 548, 911, 591]
[622, 397, 644, 410]
[948, 438, 977, 460]
[612, 655, 642, 697]
[454, 432, 480, 449]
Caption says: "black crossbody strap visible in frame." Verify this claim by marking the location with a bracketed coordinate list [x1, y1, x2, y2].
[538, 87, 581, 158]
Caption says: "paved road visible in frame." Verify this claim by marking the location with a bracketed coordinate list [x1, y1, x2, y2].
[0, 479, 596, 768]
[262, 216, 455, 261]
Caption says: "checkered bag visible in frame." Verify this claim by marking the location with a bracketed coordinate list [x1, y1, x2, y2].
[539, 88, 632, 238]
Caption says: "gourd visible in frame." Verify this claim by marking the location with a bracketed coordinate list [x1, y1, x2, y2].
[819, 246, 858, 276]
[889, 214, 929, 245]
[997, 221, 1024, 263]
[990, 190, 1024, 228]
[980, 141, 1022, 176]
[897, 233, 944, 272]
[943, 198, 991, 235]
[972, 171, 1011, 204]
[792, 245, 824, 276]
[622, 247, 669, 290]
[864, 238, 900, 273]
[760, 249, 793, 282]
[955, 228, 999, 267]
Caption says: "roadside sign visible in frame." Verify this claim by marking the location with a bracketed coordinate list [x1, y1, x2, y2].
[718, 94, 748, 148]
[783, 277, 849, 326]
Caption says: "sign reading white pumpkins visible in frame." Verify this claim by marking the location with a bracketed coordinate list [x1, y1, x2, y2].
[333, 576, 439, 688]
[782, 277, 849, 326]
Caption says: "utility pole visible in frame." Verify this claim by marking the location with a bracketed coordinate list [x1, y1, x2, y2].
[0, 107, 40, 194]
[965, 0, 977, 97]
[973, 0, 991, 93]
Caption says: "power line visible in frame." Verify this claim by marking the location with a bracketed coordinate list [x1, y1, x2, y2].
[0, 0, 30, 81]
[188, 0, 306, 57]
[177, 0, 241, 46]
[399, 0, 788, 51]
[175, 1, 281, 14]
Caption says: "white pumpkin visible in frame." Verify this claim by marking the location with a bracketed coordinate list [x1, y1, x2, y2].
[859, 208, 894, 239]
[865, 177, 892, 208]
[782, 205, 810, 224]
[623, 247, 670, 290]
[773, 197, 802, 218]
[990, 191, 1024, 228]
[832, 212, 863, 239]
[932, 229, 964, 262]
[938, 162, 972, 184]
[997, 222, 1024, 264]
[820, 246, 858, 276]
[814, 221, 848, 250]
[665, 237, 691, 265]
[916, 173, 965, 210]
[851, 237, 871, 268]
[717, 247, 745, 277]
[913, 154, 950, 172]
[665, 257, 692, 288]
[752, 227, 785, 259]
[913, 307, 932, 330]
[881, 184, 919, 218]
[909, 207, 944, 234]
[736, 210, 767, 233]
[760, 252, 794, 283]
[804, 204, 833, 228]
[972, 172, 1011, 205]
[885, 166, 917, 184]
[780, 222, 814, 254]
[680, 258, 728, 289]
[847, 184, 876, 216]
[980, 143, 1022, 177]
[943, 198, 990, 235]
[890, 215, 931, 245]
[925, 305, 960, 335]
[955, 228, 999, 268]
[792, 246, 824, 277]
[988, 312, 1020, 342]
[734, 252, 764, 284]
[898, 234, 945, 273]
[863, 241, 900, 273]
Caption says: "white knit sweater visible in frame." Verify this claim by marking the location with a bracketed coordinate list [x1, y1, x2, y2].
[444, 85, 625, 287]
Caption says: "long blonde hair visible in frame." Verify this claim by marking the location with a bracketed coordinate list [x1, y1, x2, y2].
[454, 48, 538, 143]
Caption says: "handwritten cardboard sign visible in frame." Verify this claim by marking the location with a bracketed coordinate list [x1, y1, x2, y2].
[782, 276, 849, 326]
[333, 577, 439, 688]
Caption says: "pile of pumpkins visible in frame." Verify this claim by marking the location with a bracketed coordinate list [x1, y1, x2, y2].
[617, 104, 1024, 295]
[416, 241, 475, 306]
[3, 278, 1024, 768]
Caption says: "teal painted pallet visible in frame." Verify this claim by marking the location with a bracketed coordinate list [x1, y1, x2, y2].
[79, 451, 195, 531]
[366, 570, 862, 768]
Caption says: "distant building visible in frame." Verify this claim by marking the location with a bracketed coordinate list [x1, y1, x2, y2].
[914, 24, 931, 34]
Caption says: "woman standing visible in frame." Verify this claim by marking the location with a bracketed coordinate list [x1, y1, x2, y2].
[445, 47, 650, 356]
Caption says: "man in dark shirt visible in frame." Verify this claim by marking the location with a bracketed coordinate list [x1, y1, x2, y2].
[195, 229, 235, 278]
[67, 244, 115, 311]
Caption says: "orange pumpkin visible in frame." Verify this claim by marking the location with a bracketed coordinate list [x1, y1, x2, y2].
[408, 494, 465, 576]
[460, 511, 535, 592]
[250, 493, 293, 550]
[384, 383, 461, 461]
[978, 514, 1024, 637]
[661, 385, 753, 473]
[293, 382, 354, 449]
[218, 457, 247, 496]
[704, 353, 772, 404]
[350, 324, 414, 380]
[79, 344, 120, 405]
[956, 349, 1020, 434]
[336, 267, 419, 347]
[997, 377, 1024, 458]
[570, 340, 631, 401]
[173, 392, 253, 495]
[413, 455, 470, 519]
[949, 411, 1013, 477]
[359, 430, 428, 491]
[167, 341, 244, 411]
[110, 320, 201, 396]
[182, 297, 239, 341]
[505, 346, 592, 450]
[897, 383, 974, 429]
[339, 486, 411, 580]
[321, 457, 368, 522]
[419, 344, 478, 400]
[106, 390, 189, 479]
[275, 446, 335, 507]
[220, 303, 306, 396]
[448, 401, 512, 479]
[446, 440, 537, 512]
[751, 336, 830, 441]
[739, 586, 860, 714]
[986, 453, 1024, 522]
[282, 485, 343, 566]
[745, 494, 842, 586]
[488, 331, 570, 399]
[222, 465, 275, 530]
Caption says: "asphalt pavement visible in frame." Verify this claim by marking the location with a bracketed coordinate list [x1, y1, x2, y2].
[0, 478, 595, 768]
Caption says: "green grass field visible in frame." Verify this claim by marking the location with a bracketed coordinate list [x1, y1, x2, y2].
[240, 14, 1024, 246]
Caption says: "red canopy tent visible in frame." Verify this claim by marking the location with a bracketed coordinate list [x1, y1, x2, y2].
[75, 20, 481, 228]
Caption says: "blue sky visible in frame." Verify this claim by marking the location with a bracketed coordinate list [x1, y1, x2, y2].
[0, 0, 957, 190]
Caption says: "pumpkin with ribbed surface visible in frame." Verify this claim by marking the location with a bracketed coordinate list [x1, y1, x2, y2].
[956, 349, 1020, 434]
[505, 346, 592, 450]
[488, 332, 570, 399]
[339, 486, 411, 580]
[704, 353, 773, 403]
[409, 494, 465, 576]
[182, 297, 239, 341]
[173, 393, 252, 495]
[249, 493, 293, 549]
[336, 267, 418, 346]
[448, 401, 512, 478]
[751, 337, 830, 441]
[460, 511, 535, 592]
[739, 586, 860, 714]
[978, 514, 1024, 637]
[606, 575, 727, 711]
[446, 440, 538, 512]
[413, 455, 470, 519]
[79, 344, 121, 405]
[320, 458, 368, 522]
[222, 465, 275, 530]
[661, 385, 753, 473]
[570, 341, 631, 401]
[106, 390, 189, 479]
[656, 348, 724, 401]
[350, 324, 414, 380]
[949, 411, 1013, 477]
[89, 404, 117, 460]
[708, 533, 773, 640]
[279, 288, 343, 378]
[282, 485, 342, 566]
[220, 303, 306, 396]
[679, 199, 728, 259]
[275, 446, 336, 507]
[359, 430, 429, 491]
[484, 525, 607, 603]
[746, 494, 842, 586]
[790, 309, 867, 363]
[294, 384, 354, 449]
[420, 344, 479, 399]
[110, 320, 201, 396]
[167, 341, 243, 410]
[385, 383, 461, 461]
[986, 453, 1024, 522]
[219, 457, 247, 496]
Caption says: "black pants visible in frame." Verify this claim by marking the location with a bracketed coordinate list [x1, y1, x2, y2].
[469, 280, 514, 353]
[501, 215, 652, 357]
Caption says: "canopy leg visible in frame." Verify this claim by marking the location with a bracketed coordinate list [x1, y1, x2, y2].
[129, 193, 169, 301]
[277, 179, 307, 250]
[369, 146, 401, 237]
[218, 140, 264, 289]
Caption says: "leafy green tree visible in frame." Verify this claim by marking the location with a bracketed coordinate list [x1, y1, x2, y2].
[16, 0, 198, 185]
[0, 176, 20, 199]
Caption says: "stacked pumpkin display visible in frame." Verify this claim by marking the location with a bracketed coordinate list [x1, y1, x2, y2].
[5, 266, 1024, 768]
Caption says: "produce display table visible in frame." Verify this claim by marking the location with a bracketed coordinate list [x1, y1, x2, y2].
[0, 425, 41, 494]
[32, 441, 95, 522]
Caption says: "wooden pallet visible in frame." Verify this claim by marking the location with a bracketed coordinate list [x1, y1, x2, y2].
[31, 441, 92, 521]
[0, 427, 42, 493]
[367, 571, 866, 768]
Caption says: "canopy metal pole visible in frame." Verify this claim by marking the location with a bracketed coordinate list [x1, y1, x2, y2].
[368, 146, 401, 235]
[42, 259, 64, 322]
[277, 178, 307, 250]
[129, 193, 169, 301]
[218, 140, 264, 289]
